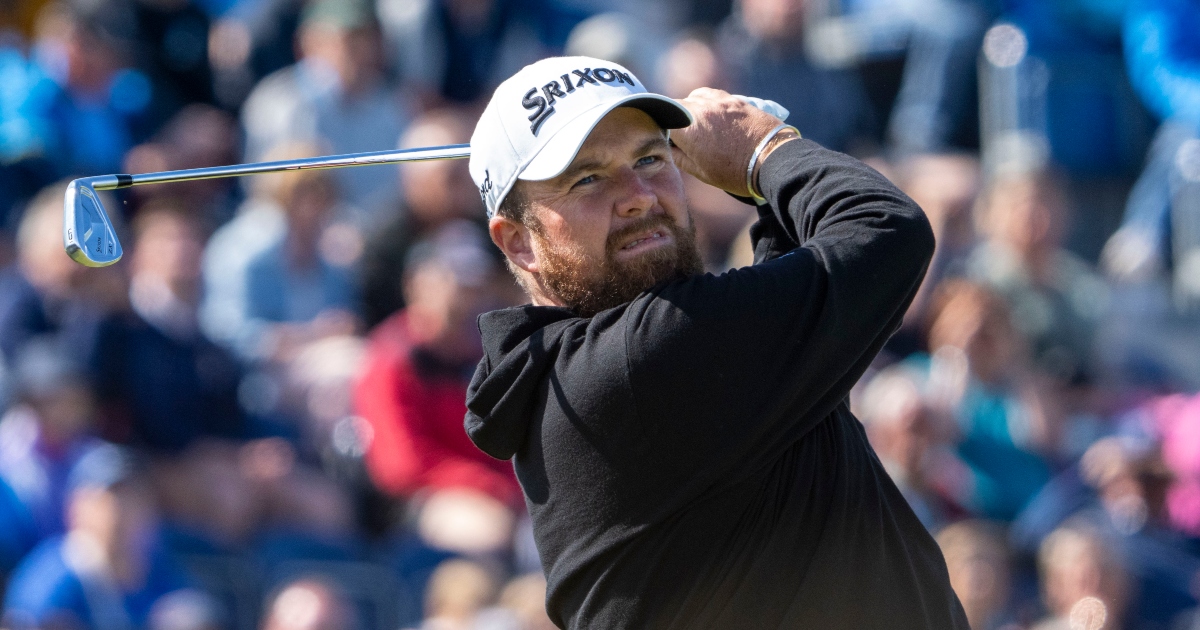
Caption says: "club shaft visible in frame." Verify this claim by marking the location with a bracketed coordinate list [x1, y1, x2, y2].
[88, 143, 472, 191]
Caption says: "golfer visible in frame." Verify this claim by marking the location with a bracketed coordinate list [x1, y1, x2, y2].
[465, 56, 969, 629]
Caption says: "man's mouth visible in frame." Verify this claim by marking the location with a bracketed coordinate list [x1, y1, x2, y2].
[620, 230, 668, 251]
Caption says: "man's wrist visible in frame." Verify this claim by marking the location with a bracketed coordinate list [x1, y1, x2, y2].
[747, 126, 801, 205]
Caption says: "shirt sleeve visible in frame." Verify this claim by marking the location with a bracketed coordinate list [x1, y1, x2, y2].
[621, 138, 933, 487]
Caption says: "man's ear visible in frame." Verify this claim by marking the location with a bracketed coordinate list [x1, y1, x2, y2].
[489, 216, 539, 274]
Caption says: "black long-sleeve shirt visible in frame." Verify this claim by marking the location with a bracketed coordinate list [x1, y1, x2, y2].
[464, 138, 970, 629]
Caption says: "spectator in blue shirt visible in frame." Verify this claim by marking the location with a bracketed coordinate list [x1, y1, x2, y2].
[0, 337, 105, 552]
[11, 2, 154, 178]
[239, 0, 409, 221]
[241, 152, 358, 364]
[2, 445, 196, 630]
[1103, 0, 1200, 307]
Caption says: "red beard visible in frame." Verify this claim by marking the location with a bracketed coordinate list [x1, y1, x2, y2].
[534, 213, 705, 317]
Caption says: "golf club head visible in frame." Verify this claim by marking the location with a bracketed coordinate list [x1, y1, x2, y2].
[64, 177, 123, 267]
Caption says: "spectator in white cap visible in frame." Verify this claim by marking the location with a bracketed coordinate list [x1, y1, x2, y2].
[455, 55, 968, 628]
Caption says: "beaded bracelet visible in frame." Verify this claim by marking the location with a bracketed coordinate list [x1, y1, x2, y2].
[746, 124, 800, 205]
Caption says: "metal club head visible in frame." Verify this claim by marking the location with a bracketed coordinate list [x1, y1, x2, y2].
[63, 177, 123, 267]
[61, 143, 471, 267]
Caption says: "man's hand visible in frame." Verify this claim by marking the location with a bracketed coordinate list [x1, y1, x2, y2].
[670, 88, 790, 197]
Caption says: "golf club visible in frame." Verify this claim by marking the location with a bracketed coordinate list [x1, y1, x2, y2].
[63, 143, 472, 267]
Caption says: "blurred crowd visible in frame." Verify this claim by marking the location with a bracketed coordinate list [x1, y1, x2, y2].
[0, 0, 1196, 628]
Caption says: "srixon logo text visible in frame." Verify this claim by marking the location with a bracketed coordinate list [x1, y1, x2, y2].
[522, 67, 636, 135]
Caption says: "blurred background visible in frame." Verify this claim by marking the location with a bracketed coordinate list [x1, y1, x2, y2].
[0, 0, 1196, 628]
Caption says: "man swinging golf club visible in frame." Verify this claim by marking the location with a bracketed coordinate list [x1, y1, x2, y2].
[465, 56, 969, 629]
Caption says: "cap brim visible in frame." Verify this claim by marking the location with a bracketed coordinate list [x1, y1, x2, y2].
[519, 94, 693, 182]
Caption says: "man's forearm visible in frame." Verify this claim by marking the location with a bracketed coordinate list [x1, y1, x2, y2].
[756, 139, 934, 267]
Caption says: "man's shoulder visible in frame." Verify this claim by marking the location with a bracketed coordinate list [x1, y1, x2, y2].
[478, 305, 582, 355]
[476, 297, 685, 372]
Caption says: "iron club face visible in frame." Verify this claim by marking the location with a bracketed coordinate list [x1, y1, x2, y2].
[61, 143, 472, 267]
[64, 176, 124, 268]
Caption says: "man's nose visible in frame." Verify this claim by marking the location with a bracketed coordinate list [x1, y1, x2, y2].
[613, 168, 657, 218]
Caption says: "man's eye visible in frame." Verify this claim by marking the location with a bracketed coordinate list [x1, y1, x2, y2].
[573, 174, 596, 188]
[636, 155, 659, 166]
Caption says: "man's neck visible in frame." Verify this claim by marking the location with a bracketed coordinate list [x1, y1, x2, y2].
[526, 278, 565, 309]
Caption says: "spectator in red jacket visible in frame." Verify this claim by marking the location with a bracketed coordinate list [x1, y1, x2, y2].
[356, 222, 520, 551]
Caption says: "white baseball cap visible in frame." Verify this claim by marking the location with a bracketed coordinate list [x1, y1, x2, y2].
[470, 56, 693, 219]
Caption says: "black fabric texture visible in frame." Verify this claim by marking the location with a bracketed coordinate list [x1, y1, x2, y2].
[464, 138, 970, 629]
